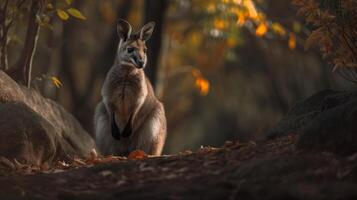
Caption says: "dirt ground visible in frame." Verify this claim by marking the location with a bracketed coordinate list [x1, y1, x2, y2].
[1, 135, 357, 200]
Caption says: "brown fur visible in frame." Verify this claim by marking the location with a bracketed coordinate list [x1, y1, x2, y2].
[94, 20, 166, 156]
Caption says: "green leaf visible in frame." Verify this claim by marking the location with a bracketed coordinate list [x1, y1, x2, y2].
[67, 8, 86, 20]
[56, 9, 69, 21]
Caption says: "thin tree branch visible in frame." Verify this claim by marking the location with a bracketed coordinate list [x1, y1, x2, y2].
[7, 0, 42, 87]
[2, 0, 9, 12]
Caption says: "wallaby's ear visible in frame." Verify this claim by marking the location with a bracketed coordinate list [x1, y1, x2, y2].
[139, 21, 155, 41]
[117, 19, 132, 41]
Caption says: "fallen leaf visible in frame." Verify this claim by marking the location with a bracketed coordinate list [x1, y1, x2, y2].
[0, 157, 15, 170]
[99, 170, 113, 177]
[116, 180, 126, 187]
[128, 150, 147, 160]
[139, 163, 155, 172]
[288, 32, 296, 50]
[165, 174, 178, 180]
[73, 158, 86, 165]
[57, 161, 70, 169]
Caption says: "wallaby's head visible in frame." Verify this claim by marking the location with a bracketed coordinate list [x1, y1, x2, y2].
[116, 19, 155, 69]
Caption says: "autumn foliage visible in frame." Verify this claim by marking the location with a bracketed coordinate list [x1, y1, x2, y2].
[293, 0, 357, 72]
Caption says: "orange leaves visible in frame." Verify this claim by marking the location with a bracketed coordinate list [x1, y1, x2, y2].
[128, 150, 147, 160]
[255, 23, 268, 37]
[236, 12, 247, 26]
[195, 77, 210, 96]
[192, 69, 210, 96]
[214, 19, 228, 30]
[243, 0, 258, 19]
[288, 33, 296, 50]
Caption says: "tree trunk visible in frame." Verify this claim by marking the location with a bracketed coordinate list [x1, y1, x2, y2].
[0, 0, 10, 71]
[81, 0, 133, 104]
[143, 0, 168, 88]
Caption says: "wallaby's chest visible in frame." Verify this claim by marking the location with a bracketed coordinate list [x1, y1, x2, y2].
[103, 66, 148, 121]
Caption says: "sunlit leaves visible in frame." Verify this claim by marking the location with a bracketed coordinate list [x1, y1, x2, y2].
[54, 1, 86, 21]
[271, 23, 286, 36]
[288, 32, 296, 50]
[236, 12, 247, 26]
[195, 77, 210, 96]
[56, 9, 69, 21]
[192, 69, 210, 96]
[206, 2, 216, 13]
[226, 37, 238, 48]
[67, 8, 86, 20]
[167, 0, 307, 100]
[214, 19, 228, 30]
[255, 23, 267, 37]
[51, 76, 62, 88]
[243, 0, 258, 19]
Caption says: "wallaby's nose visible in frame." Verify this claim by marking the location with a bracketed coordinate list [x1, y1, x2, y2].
[137, 60, 145, 68]
[133, 54, 145, 68]
[135, 58, 145, 68]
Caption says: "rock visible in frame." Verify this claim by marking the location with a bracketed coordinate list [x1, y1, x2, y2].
[297, 99, 357, 155]
[0, 70, 95, 165]
[268, 89, 357, 139]
[0, 102, 60, 165]
[269, 88, 357, 155]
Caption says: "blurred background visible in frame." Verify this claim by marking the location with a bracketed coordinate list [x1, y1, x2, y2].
[2, 0, 356, 154]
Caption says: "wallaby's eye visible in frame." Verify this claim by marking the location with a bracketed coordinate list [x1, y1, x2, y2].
[127, 47, 135, 53]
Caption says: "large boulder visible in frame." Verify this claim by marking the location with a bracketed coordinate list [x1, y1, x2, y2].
[269, 89, 357, 155]
[0, 71, 95, 166]
[297, 99, 357, 155]
[268, 89, 357, 138]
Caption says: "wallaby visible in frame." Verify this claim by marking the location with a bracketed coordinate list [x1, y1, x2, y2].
[94, 19, 167, 156]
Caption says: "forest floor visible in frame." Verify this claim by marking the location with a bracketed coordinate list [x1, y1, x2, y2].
[1, 135, 357, 200]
